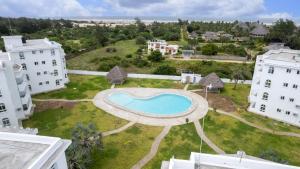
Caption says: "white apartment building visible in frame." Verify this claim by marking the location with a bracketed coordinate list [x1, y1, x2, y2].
[1, 36, 69, 95]
[0, 132, 71, 169]
[248, 49, 300, 127]
[0, 52, 33, 127]
[147, 40, 178, 55]
[162, 152, 300, 169]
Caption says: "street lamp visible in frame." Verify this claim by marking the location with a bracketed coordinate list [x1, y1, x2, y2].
[200, 84, 212, 153]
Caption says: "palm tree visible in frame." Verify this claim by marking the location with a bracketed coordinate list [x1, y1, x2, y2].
[231, 66, 251, 90]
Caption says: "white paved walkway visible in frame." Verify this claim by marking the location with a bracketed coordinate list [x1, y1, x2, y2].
[131, 126, 171, 169]
[102, 121, 135, 137]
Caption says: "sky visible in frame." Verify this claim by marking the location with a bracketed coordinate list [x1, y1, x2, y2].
[0, 0, 299, 21]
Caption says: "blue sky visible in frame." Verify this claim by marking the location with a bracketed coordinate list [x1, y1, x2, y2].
[0, 0, 299, 20]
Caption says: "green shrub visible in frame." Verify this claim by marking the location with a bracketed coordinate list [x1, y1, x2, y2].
[148, 50, 164, 62]
[153, 65, 177, 75]
[202, 44, 218, 55]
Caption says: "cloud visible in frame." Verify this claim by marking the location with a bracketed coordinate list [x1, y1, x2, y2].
[0, 0, 104, 17]
[259, 12, 293, 19]
[105, 0, 265, 18]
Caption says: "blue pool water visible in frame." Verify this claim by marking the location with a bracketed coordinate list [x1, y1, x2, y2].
[108, 93, 192, 115]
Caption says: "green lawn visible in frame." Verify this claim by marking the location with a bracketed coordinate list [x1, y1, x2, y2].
[205, 111, 300, 166]
[23, 102, 128, 138]
[117, 78, 184, 89]
[67, 40, 140, 71]
[34, 74, 110, 99]
[91, 124, 162, 169]
[144, 123, 215, 169]
[220, 83, 251, 108]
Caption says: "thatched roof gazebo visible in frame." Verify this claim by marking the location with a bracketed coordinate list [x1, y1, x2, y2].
[106, 66, 127, 84]
[199, 73, 224, 92]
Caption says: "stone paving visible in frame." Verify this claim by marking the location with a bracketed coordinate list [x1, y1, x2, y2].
[93, 88, 208, 126]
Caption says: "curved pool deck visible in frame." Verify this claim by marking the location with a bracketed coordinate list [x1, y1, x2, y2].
[93, 88, 208, 126]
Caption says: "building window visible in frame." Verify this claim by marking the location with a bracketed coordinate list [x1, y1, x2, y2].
[290, 98, 295, 102]
[286, 69, 292, 73]
[2, 118, 10, 126]
[297, 70, 300, 74]
[50, 163, 58, 169]
[262, 92, 269, 100]
[23, 104, 28, 111]
[260, 104, 266, 112]
[19, 52, 25, 59]
[34, 62, 38, 65]
[26, 74, 30, 81]
[40, 50, 43, 54]
[28, 85, 32, 91]
[286, 111, 291, 115]
[52, 60, 57, 66]
[21, 63, 27, 70]
[37, 72, 41, 76]
[280, 96, 285, 100]
[65, 74, 67, 78]
[0, 90, 2, 97]
[42, 61, 46, 64]
[277, 108, 281, 112]
[56, 80, 60, 86]
[39, 82, 43, 86]
[293, 84, 298, 89]
[32, 51, 36, 54]
[54, 70, 58, 76]
[0, 103, 6, 112]
[265, 80, 271, 88]
[51, 49, 55, 56]
[283, 83, 288, 87]
[46, 81, 49, 84]
[44, 71, 47, 75]
[268, 67, 274, 74]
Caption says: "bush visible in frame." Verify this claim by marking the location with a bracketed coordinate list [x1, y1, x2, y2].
[96, 56, 121, 71]
[135, 36, 147, 45]
[153, 65, 177, 75]
[105, 47, 117, 53]
[132, 56, 149, 68]
[202, 44, 218, 55]
[219, 44, 247, 57]
[125, 54, 133, 58]
[148, 50, 164, 62]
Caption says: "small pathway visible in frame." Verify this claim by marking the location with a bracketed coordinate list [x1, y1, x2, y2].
[194, 121, 225, 154]
[111, 84, 115, 89]
[33, 98, 92, 102]
[211, 108, 300, 138]
[183, 84, 189, 91]
[131, 126, 172, 169]
[102, 121, 135, 137]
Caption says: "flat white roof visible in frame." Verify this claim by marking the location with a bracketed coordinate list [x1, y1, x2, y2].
[263, 49, 300, 63]
[9, 39, 60, 51]
[0, 132, 71, 169]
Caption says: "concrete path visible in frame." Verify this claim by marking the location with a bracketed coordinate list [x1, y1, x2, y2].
[194, 121, 225, 154]
[211, 108, 300, 138]
[33, 98, 92, 102]
[131, 126, 172, 169]
[183, 84, 189, 91]
[102, 121, 135, 137]
[111, 84, 115, 89]
[169, 57, 254, 64]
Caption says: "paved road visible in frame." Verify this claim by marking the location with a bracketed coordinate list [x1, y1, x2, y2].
[131, 126, 172, 169]
[103, 121, 135, 137]
[211, 108, 300, 138]
[193, 121, 226, 154]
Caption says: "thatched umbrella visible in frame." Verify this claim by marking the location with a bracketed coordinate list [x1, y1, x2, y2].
[199, 73, 224, 92]
[106, 66, 127, 84]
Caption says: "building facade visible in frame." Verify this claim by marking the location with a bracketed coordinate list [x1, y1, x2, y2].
[1, 36, 69, 95]
[248, 49, 300, 127]
[162, 152, 300, 169]
[147, 40, 178, 55]
[0, 52, 33, 127]
[0, 132, 71, 169]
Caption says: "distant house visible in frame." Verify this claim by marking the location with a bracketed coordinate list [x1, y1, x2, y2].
[106, 66, 127, 84]
[232, 22, 250, 32]
[147, 39, 179, 55]
[250, 24, 269, 37]
[201, 32, 219, 42]
[221, 33, 234, 40]
[263, 43, 290, 51]
[182, 50, 195, 58]
[181, 71, 201, 84]
[188, 31, 198, 39]
[199, 73, 224, 92]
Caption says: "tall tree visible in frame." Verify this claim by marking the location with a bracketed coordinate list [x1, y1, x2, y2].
[231, 66, 251, 89]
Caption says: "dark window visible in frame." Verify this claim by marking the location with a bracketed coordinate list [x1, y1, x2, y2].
[46, 81, 49, 84]
[51, 49, 55, 56]
[37, 72, 41, 76]
[265, 80, 271, 88]
[32, 51, 36, 54]
[21, 63, 27, 70]
[52, 60, 57, 66]
[260, 104, 266, 112]
[268, 67, 274, 74]
[280, 96, 285, 100]
[54, 70, 58, 76]
[286, 111, 291, 115]
[19, 52, 25, 59]
[2, 118, 10, 126]
[277, 108, 281, 112]
[40, 50, 43, 54]
[34, 62, 38, 65]
[290, 98, 295, 102]
[283, 83, 288, 87]
[23, 104, 28, 111]
[56, 80, 60, 85]
[286, 69, 292, 73]
[0, 103, 6, 112]
[42, 61, 46, 64]
[39, 82, 43, 86]
[293, 84, 298, 89]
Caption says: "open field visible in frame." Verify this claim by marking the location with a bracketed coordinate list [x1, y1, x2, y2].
[144, 123, 215, 169]
[205, 111, 300, 165]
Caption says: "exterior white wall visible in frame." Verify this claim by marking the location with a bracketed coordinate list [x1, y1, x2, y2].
[147, 40, 178, 55]
[181, 73, 202, 84]
[0, 54, 33, 128]
[2, 37, 69, 95]
[248, 50, 300, 127]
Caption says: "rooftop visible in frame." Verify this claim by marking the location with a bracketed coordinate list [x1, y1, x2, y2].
[0, 132, 71, 169]
[264, 49, 300, 63]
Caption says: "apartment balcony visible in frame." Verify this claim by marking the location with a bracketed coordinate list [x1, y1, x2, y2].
[13, 64, 25, 85]
[18, 81, 27, 97]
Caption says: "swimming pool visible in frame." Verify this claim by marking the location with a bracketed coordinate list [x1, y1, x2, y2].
[107, 92, 192, 116]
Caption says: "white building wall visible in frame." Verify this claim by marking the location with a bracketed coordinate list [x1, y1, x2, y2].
[248, 50, 300, 127]
[147, 40, 178, 55]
